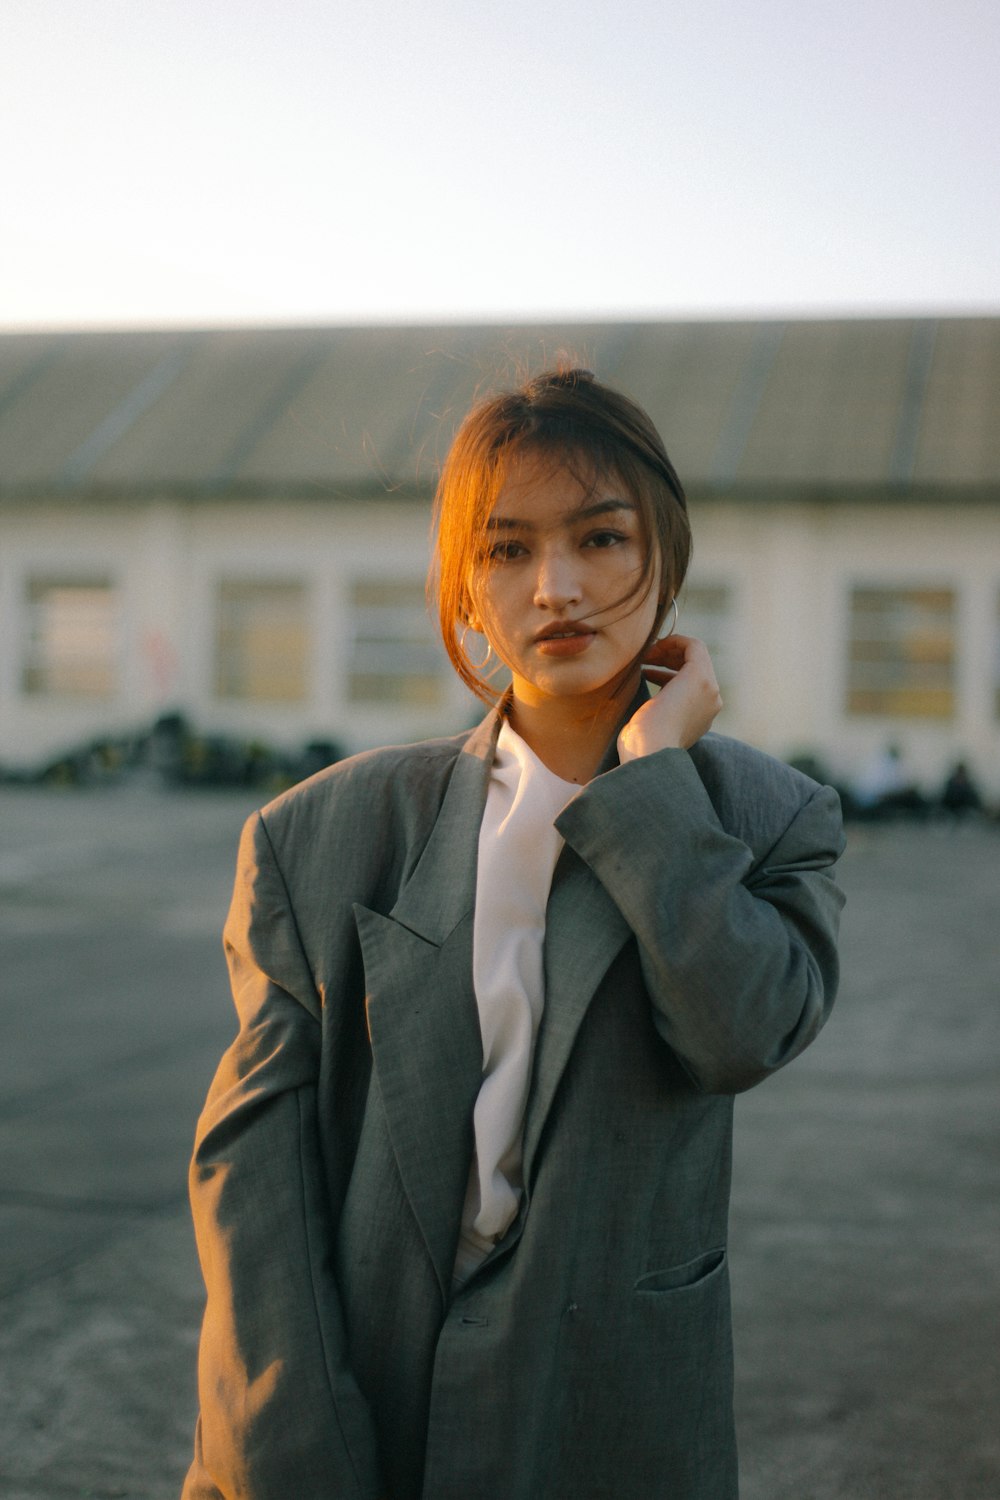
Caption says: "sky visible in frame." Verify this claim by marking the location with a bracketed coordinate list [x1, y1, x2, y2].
[3, 0, 998, 330]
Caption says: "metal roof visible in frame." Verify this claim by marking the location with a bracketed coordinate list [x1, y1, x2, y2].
[0, 317, 997, 502]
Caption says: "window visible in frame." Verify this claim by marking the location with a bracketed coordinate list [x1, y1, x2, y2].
[348, 579, 445, 707]
[847, 585, 955, 718]
[22, 577, 119, 698]
[214, 579, 309, 702]
[679, 582, 735, 704]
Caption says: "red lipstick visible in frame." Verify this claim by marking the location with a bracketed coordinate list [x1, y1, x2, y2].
[533, 620, 596, 656]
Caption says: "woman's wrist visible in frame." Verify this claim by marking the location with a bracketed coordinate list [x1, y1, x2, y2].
[617, 723, 683, 762]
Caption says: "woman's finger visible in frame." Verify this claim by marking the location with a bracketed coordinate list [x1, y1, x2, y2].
[643, 632, 701, 665]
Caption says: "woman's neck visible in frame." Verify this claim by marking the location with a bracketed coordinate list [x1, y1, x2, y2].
[506, 676, 640, 784]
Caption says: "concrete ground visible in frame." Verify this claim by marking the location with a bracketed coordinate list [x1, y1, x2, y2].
[0, 785, 997, 1499]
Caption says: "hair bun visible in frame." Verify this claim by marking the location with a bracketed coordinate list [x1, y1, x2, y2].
[547, 366, 596, 386]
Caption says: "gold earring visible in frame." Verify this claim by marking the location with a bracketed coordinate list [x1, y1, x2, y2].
[664, 598, 679, 637]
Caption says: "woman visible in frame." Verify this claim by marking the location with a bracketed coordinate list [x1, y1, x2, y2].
[183, 368, 845, 1500]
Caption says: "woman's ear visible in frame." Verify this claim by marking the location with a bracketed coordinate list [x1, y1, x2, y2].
[460, 582, 484, 634]
[458, 604, 485, 634]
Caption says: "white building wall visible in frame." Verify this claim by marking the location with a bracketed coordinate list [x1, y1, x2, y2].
[687, 501, 838, 756]
[688, 498, 1000, 793]
[182, 496, 473, 748]
[1, 500, 146, 765]
[0, 495, 474, 769]
[2, 494, 999, 796]
[819, 500, 1000, 792]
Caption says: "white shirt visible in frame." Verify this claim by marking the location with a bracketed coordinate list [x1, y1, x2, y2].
[453, 720, 580, 1284]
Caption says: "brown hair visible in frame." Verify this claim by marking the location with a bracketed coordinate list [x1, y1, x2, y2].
[430, 366, 692, 703]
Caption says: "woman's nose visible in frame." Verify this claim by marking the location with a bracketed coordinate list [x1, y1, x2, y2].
[533, 548, 582, 610]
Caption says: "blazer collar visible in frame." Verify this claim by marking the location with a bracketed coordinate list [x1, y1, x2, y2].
[386, 703, 501, 945]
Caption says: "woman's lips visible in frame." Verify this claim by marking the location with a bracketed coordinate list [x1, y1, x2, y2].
[534, 629, 596, 657]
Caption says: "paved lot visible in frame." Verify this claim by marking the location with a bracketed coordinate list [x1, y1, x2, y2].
[0, 785, 997, 1499]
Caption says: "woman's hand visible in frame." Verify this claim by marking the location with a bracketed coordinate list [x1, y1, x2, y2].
[619, 634, 723, 757]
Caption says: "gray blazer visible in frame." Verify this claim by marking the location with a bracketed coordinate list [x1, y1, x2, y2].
[183, 705, 845, 1500]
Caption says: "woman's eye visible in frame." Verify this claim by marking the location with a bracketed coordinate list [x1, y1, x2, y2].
[487, 539, 527, 562]
[584, 529, 627, 549]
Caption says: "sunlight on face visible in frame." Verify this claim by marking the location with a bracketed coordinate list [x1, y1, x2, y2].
[470, 453, 662, 712]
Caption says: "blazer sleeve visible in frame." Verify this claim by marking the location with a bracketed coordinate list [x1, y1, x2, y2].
[183, 811, 382, 1500]
[555, 745, 846, 1095]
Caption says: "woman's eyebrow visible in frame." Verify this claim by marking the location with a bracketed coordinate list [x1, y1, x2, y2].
[485, 498, 635, 531]
[573, 498, 636, 522]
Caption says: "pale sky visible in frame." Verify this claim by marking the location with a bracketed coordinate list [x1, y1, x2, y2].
[3, 0, 998, 330]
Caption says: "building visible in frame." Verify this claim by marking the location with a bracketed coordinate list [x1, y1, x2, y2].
[1, 318, 998, 793]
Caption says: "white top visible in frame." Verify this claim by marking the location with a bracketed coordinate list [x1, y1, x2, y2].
[453, 720, 580, 1284]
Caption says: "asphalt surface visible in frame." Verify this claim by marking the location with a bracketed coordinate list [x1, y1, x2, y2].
[0, 784, 997, 1499]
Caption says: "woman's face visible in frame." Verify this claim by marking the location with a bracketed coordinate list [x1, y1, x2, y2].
[468, 451, 662, 712]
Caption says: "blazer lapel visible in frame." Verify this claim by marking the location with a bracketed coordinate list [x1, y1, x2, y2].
[353, 708, 499, 1299]
[520, 847, 631, 1188]
[520, 695, 646, 1190]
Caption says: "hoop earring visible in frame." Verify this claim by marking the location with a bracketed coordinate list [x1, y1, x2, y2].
[663, 597, 679, 638]
[461, 626, 493, 671]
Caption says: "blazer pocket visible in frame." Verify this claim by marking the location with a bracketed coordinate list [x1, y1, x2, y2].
[634, 1246, 726, 1295]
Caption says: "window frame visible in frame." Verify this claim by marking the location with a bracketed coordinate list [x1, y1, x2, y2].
[213, 576, 311, 704]
[845, 581, 957, 720]
[21, 574, 120, 701]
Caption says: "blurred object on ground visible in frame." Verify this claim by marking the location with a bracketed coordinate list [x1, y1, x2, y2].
[0, 710, 344, 792]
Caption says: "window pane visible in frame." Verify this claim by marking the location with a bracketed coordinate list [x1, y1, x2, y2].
[22, 578, 118, 698]
[846, 585, 955, 718]
[215, 579, 309, 702]
[347, 578, 445, 707]
[679, 582, 734, 704]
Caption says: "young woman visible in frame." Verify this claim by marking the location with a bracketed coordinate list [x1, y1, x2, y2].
[183, 368, 845, 1500]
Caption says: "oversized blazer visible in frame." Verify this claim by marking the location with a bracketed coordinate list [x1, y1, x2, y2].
[183, 700, 845, 1500]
